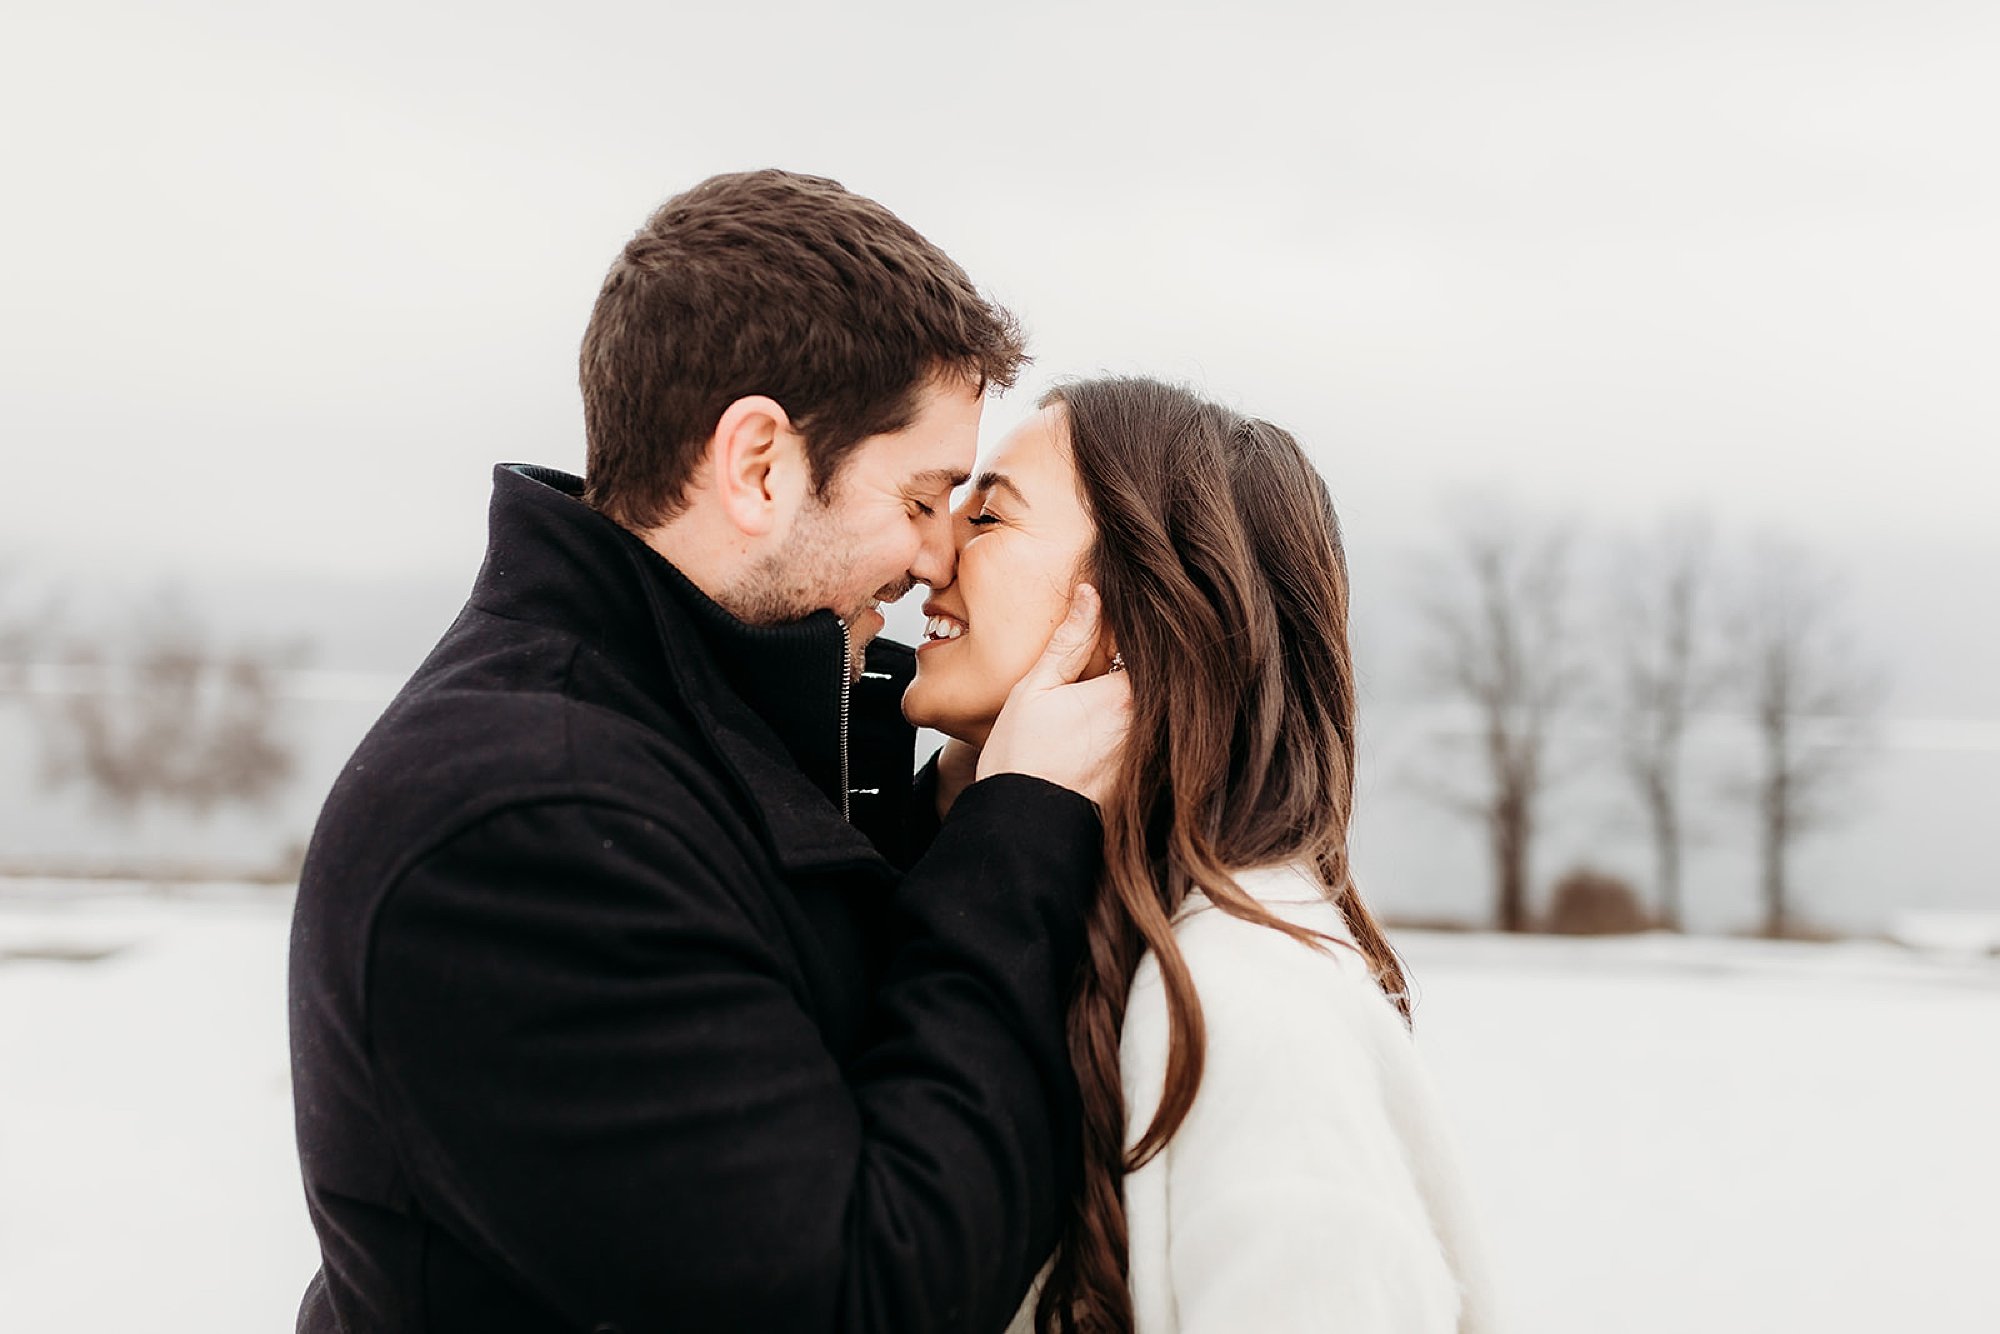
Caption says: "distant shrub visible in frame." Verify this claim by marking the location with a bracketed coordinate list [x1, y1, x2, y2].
[1543, 867, 1653, 935]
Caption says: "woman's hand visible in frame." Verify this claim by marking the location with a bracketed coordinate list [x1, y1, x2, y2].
[978, 584, 1132, 808]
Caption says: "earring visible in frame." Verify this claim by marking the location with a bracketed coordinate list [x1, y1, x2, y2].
[1108, 651, 1126, 673]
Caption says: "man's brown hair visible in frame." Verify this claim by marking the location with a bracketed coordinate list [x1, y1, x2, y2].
[580, 170, 1029, 528]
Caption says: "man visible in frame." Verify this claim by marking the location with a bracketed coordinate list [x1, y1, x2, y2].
[289, 170, 1127, 1333]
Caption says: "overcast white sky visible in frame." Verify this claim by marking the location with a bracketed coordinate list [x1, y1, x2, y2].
[4, 0, 1996, 703]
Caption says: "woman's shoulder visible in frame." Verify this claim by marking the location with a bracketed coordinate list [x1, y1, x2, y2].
[1167, 865, 1365, 982]
[1129, 863, 1400, 1045]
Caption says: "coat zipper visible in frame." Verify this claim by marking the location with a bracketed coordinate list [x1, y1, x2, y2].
[837, 619, 853, 822]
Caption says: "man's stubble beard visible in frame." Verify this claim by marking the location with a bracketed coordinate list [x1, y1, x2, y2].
[723, 496, 881, 683]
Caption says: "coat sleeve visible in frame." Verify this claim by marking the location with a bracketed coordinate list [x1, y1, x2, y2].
[1128, 919, 1467, 1334]
[365, 773, 1099, 1334]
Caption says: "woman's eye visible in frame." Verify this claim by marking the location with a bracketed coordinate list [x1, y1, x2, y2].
[966, 513, 1001, 528]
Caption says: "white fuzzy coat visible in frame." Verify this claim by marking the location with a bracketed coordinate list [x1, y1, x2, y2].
[1010, 864, 1499, 1333]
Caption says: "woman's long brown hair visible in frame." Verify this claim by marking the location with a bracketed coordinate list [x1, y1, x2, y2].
[1032, 378, 1411, 1334]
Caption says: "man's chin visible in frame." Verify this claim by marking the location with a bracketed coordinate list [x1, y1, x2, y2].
[848, 605, 887, 643]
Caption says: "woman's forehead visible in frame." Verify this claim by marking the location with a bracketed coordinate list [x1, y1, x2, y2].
[977, 406, 1070, 487]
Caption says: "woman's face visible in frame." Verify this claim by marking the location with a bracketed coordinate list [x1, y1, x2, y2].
[903, 405, 1101, 746]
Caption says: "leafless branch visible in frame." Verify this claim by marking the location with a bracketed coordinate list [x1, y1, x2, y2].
[1408, 500, 1588, 930]
[1724, 538, 1884, 937]
[1600, 513, 1720, 931]
[34, 592, 307, 821]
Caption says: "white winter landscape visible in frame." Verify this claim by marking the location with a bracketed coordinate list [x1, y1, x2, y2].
[2, 886, 1995, 1333]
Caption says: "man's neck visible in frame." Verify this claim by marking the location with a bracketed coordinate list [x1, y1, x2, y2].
[626, 510, 758, 625]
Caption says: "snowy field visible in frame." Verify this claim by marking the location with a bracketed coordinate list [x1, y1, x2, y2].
[2, 888, 1997, 1332]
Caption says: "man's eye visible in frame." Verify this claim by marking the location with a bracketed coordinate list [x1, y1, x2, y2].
[966, 513, 1001, 528]
[911, 501, 937, 519]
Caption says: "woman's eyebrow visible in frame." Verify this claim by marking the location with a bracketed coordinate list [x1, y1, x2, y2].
[973, 470, 1031, 508]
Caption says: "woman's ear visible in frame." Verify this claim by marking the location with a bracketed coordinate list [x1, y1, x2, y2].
[1071, 574, 1119, 678]
[707, 395, 807, 538]
[1082, 634, 1122, 680]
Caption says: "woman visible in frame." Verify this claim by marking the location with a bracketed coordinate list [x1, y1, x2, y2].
[903, 378, 1497, 1333]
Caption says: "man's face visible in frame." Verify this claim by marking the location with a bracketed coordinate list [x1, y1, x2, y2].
[734, 379, 982, 677]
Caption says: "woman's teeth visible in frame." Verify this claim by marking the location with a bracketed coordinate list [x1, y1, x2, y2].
[924, 615, 967, 642]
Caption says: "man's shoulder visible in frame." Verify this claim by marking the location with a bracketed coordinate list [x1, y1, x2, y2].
[293, 664, 758, 1008]
[303, 619, 734, 900]
[338, 683, 615, 809]
[378, 601, 711, 778]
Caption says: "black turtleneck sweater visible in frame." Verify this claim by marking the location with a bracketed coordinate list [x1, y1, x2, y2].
[289, 465, 1102, 1334]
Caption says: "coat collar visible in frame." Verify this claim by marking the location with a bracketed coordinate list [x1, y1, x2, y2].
[474, 463, 898, 878]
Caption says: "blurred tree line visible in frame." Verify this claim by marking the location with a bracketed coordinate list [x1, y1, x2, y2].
[2, 519, 1882, 927]
[1410, 508, 1882, 939]
[0, 564, 305, 879]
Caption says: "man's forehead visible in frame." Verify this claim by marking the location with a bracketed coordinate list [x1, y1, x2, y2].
[906, 466, 972, 490]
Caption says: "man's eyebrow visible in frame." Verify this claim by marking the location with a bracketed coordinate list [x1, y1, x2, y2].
[974, 470, 1030, 507]
[908, 468, 971, 491]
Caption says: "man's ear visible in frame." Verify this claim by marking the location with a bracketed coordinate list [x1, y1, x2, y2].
[706, 395, 806, 539]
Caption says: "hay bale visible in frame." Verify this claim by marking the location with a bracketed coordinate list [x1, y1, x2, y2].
[1543, 867, 1653, 935]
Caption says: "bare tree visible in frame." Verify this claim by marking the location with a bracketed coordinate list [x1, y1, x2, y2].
[1604, 517, 1721, 931]
[1730, 541, 1880, 938]
[1414, 509, 1586, 932]
[36, 595, 304, 822]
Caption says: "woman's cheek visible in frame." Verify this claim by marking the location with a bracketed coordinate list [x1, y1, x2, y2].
[976, 609, 1044, 706]
[969, 626, 1021, 713]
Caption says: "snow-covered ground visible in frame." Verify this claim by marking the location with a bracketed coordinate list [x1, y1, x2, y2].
[2, 889, 1996, 1332]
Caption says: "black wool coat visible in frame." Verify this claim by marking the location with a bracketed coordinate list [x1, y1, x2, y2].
[289, 465, 1102, 1334]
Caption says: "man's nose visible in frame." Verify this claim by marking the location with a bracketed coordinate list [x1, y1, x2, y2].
[910, 508, 958, 588]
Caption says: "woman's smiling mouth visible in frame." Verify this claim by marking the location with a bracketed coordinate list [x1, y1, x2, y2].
[921, 612, 968, 646]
